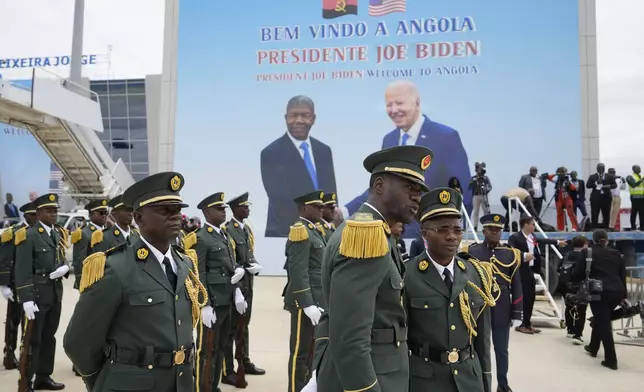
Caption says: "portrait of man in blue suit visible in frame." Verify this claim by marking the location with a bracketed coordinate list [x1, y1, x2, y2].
[344, 80, 471, 238]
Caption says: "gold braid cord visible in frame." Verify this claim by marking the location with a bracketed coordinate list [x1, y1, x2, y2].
[247, 227, 255, 252]
[183, 251, 208, 328]
[457, 258, 497, 344]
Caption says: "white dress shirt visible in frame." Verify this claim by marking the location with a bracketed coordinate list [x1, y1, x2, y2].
[398, 114, 424, 146]
[427, 251, 455, 279]
[40, 222, 52, 236]
[115, 223, 130, 239]
[205, 221, 222, 236]
[287, 132, 316, 169]
[531, 176, 543, 198]
[611, 180, 626, 197]
[522, 231, 536, 266]
[140, 236, 177, 273]
[232, 217, 245, 230]
[363, 202, 386, 221]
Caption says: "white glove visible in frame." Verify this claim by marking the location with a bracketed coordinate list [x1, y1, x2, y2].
[230, 267, 246, 284]
[301, 370, 317, 392]
[246, 263, 263, 275]
[23, 301, 39, 320]
[235, 288, 248, 315]
[511, 319, 522, 328]
[49, 264, 70, 280]
[304, 305, 323, 326]
[0, 286, 14, 302]
[201, 305, 217, 328]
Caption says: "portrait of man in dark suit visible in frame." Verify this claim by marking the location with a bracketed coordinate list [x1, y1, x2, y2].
[260, 95, 337, 237]
[344, 80, 471, 238]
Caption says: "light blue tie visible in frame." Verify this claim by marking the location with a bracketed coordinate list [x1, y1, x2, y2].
[300, 142, 318, 189]
[401, 133, 410, 146]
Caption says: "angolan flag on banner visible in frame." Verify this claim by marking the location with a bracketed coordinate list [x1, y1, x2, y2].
[323, 0, 358, 19]
[369, 0, 406, 17]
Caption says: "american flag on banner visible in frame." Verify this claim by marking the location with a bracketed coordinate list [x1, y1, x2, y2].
[49, 161, 63, 194]
[369, 0, 406, 16]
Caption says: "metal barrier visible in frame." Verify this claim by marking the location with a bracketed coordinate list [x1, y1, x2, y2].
[614, 266, 644, 346]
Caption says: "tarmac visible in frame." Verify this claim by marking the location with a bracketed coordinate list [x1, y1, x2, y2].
[1, 276, 643, 391]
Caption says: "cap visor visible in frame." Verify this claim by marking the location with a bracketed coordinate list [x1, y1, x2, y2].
[389, 172, 429, 192]
[143, 200, 189, 208]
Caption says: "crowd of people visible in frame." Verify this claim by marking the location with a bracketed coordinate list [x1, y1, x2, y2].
[0, 148, 638, 392]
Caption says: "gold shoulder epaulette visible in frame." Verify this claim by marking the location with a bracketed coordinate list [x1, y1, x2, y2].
[90, 228, 103, 247]
[71, 227, 83, 244]
[338, 219, 389, 259]
[79, 252, 106, 293]
[14, 227, 27, 246]
[315, 222, 326, 237]
[183, 231, 197, 250]
[1, 228, 13, 243]
[288, 222, 309, 242]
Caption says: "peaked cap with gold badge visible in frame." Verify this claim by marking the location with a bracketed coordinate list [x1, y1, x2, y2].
[197, 192, 227, 210]
[322, 192, 337, 206]
[363, 145, 433, 191]
[86, 198, 109, 213]
[480, 213, 505, 228]
[293, 190, 324, 206]
[108, 194, 132, 210]
[19, 202, 36, 215]
[227, 192, 251, 208]
[33, 193, 59, 209]
[122, 172, 189, 210]
[418, 187, 463, 223]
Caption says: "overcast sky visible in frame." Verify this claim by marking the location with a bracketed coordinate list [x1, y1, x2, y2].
[596, 0, 643, 174]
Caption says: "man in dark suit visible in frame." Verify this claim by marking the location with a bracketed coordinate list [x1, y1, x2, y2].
[344, 80, 471, 238]
[508, 216, 566, 334]
[587, 163, 617, 229]
[518, 167, 547, 214]
[3, 193, 19, 220]
[569, 171, 587, 218]
[260, 96, 337, 238]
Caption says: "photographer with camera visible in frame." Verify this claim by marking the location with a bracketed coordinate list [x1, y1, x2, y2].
[545, 167, 579, 231]
[571, 229, 627, 370]
[468, 162, 492, 230]
[558, 235, 589, 345]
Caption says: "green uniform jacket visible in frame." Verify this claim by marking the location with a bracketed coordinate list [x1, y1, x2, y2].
[404, 250, 492, 392]
[91, 225, 141, 254]
[194, 225, 237, 307]
[0, 223, 27, 287]
[72, 224, 102, 286]
[224, 219, 257, 295]
[14, 222, 67, 305]
[63, 239, 196, 392]
[317, 204, 409, 392]
[283, 219, 326, 310]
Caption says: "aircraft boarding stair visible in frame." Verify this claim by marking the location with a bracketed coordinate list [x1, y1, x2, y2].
[0, 68, 134, 199]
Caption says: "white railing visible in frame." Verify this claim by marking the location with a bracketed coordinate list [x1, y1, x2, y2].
[461, 204, 480, 243]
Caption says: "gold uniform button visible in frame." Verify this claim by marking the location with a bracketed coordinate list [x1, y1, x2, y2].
[147, 298, 152, 303]
[424, 305, 428, 309]
[148, 365, 153, 370]
[175, 295, 179, 301]
[450, 325, 456, 331]
[396, 342, 400, 347]
[454, 370, 459, 375]
[179, 372, 183, 377]
[450, 303, 454, 308]
[178, 320, 182, 326]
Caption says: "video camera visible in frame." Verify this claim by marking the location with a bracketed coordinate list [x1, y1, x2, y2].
[588, 300, 644, 327]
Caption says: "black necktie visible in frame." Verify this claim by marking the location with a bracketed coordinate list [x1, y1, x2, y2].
[443, 269, 453, 293]
[162, 257, 177, 291]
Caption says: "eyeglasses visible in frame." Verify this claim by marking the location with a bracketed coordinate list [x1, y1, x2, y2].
[425, 226, 464, 236]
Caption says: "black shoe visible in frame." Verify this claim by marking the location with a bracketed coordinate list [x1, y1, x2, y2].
[584, 345, 597, 358]
[243, 362, 266, 375]
[32, 377, 65, 391]
[220, 374, 237, 386]
[3, 351, 18, 370]
[601, 361, 618, 370]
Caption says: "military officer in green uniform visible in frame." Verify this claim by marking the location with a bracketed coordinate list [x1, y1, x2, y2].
[405, 188, 495, 392]
[71, 199, 109, 289]
[91, 195, 140, 254]
[189, 191, 247, 392]
[284, 190, 327, 392]
[63, 172, 207, 392]
[468, 214, 522, 392]
[314, 146, 431, 392]
[221, 192, 265, 384]
[14, 193, 69, 391]
[0, 203, 37, 369]
[315, 192, 337, 242]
